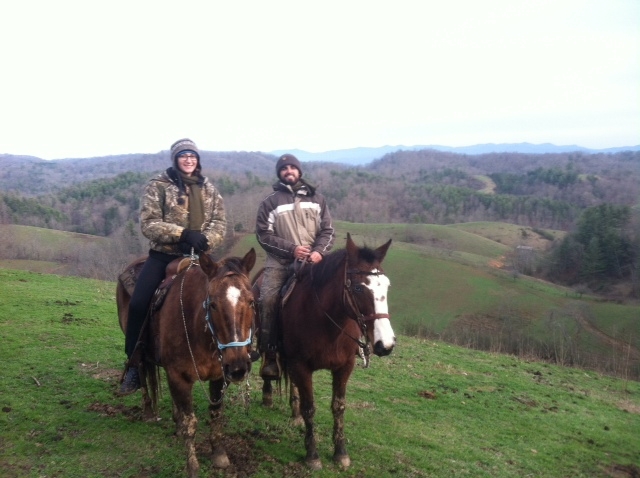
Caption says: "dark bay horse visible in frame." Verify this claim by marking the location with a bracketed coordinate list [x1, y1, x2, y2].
[252, 234, 395, 469]
[117, 249, 256, 477]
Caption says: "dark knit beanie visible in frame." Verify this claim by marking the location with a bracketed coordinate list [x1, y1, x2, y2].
[275, 153, 303, 178]
[170, 138, 201, 172]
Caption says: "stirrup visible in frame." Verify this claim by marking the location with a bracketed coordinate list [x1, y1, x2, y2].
[259, 350, 281, 379]
[117, 366, 141, 396]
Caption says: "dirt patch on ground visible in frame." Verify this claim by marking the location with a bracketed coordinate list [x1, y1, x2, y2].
[604, 463, 640, 478]
[87, 401, 146, 420]
[78, 363, 122, 382]
[455, 223, 562, 251]
[86, 400, 312, 477]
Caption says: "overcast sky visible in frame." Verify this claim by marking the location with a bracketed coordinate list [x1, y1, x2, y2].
[1, 0, 638, 159]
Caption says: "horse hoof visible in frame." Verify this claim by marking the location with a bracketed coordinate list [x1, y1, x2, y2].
[306, 458, 322, 470]
[186, 459, 200, 478]
[334, 454, 351, 468]
[291, 416, 304, 427]
[262, 398, 273, 408]
[212, 449, 230, 469]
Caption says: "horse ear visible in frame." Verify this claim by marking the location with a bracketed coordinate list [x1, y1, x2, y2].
[346, 233, 358, 256]
[199, 253, 219, 278]
[375, 239, 392, 262]
[242, 248, 257, 273]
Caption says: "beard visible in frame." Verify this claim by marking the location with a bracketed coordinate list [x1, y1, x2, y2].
[280, 173, 299, 186]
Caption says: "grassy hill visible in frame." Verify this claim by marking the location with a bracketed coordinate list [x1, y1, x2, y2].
[1, 221, 638, 381]
[0, 224, 128, 279]
[232, 221, 638, 380]
[0, 267, 638, 477]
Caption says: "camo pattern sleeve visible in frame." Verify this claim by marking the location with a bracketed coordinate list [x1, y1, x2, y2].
[139, 172, 227, 255]
[139, 174, 185, 252]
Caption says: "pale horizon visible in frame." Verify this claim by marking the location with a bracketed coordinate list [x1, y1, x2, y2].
[1, 0, 638, 160]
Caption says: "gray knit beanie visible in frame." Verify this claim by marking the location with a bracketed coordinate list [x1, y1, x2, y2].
[275, 153, 303, 178]
[170, 138, 201, 171]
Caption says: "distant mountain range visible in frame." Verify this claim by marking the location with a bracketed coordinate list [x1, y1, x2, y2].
[270, 143, 640, 165]
[2, 143, 639, 167]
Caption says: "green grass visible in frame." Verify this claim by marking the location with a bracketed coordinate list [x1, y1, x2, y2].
[0, 267, 638, 477]
[232, 223, 640, 380]
[3, 222, 639, 380]
[2, 224, 111, 250]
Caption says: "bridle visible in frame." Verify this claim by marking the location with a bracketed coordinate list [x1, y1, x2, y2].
[202, 277, 255, 352]
[312, 262, 390, 363]
[344, 267, 391, 323]
[179, 257, 254, 405]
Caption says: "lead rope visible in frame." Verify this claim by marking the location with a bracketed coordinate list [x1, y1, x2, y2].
[179, 252, 226, 406]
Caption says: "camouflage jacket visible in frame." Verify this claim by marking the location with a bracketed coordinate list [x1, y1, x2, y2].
[140, 168, 226, 255]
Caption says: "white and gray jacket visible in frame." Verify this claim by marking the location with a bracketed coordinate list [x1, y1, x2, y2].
[256, 180, 334, 268]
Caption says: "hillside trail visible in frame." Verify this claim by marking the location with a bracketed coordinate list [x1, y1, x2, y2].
[575, 313, 640, 361]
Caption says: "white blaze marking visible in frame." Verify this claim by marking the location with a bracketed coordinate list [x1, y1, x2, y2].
[364, 272, 395, 349]
[225, 286, 241, 341]
[226, 286, 241, 307]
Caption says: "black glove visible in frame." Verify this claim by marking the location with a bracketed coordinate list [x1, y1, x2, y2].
[180, 229, 209, 252]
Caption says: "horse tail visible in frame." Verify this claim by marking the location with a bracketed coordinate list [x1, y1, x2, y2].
[140, 360, 162, 416]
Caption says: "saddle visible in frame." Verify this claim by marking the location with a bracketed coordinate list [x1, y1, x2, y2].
[118, 256, 193, 311]
[280, 259, 308, 306]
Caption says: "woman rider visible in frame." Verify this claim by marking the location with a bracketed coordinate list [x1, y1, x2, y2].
[118, 138, 226, 395]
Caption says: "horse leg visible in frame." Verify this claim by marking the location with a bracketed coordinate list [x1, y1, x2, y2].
[167, 373, 200, 478]
[208, 378, 230, 469]
[291, 370, 321, 470]
[262, 378, 273, 407]
[289, 382, 303, 426]
[331, 367, 352, 468]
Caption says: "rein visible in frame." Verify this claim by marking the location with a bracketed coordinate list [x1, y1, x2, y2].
[178, 256, 252, 406]
[310, 263, 388, 364]
[178, 256, 223, 405]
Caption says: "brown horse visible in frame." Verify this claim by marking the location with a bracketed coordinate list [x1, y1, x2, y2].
[252, 234, 394, 469]
[117, 249, 256, 477]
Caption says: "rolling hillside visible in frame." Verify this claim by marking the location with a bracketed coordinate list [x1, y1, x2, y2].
[1, 221, 638, 380]
[233, 221, 638, 380]
[0, 266, 637, 476]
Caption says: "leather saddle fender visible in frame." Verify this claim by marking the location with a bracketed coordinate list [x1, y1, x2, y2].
[118, 257, 192, 310]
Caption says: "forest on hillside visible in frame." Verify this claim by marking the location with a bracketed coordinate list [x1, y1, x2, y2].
[1, 149, 638, 295]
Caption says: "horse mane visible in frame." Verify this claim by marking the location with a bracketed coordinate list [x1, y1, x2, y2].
[217, 256, 246, 277]
[303, 249, 346, 288]
[305, 244, 380, 289]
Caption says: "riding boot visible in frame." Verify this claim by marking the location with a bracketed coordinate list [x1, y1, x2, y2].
[117, 364, 141, 396]
[259, 328, 281, 380]
[260, 348, 281, 380]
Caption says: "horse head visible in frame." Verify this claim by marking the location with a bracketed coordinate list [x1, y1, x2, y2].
[201, 248, 257, 383]
[345, 233, 395, 357]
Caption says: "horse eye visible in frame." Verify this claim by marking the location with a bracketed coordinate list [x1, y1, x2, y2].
[354, 285, 363, 293]
[210, 302, 217, 310]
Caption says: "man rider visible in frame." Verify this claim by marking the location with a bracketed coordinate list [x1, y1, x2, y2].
[255, 154, 335, 379]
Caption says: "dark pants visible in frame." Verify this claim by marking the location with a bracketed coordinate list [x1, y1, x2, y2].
[124, 250, 177, 358]
[258, 266, 290, 351]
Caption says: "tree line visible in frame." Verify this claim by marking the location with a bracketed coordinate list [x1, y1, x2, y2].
[1, 149, 638, 295]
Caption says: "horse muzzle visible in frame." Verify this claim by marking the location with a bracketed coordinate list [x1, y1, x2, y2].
[222, 352, 252, 383]
[373, 337, 395, 357]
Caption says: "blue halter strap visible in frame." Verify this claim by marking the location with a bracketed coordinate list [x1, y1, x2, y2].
[202, 296, 252, 350]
